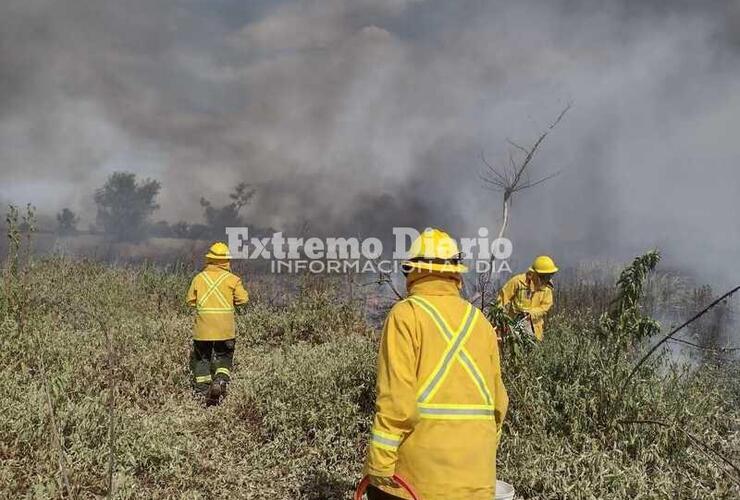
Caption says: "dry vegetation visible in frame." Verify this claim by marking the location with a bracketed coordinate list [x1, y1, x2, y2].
[1, 227, 739, 498]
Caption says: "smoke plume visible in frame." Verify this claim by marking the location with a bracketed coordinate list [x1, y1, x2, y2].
[1, 0, 739, 284]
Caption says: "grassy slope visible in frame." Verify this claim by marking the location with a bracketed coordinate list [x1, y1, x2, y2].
[0, 258, 738, 499]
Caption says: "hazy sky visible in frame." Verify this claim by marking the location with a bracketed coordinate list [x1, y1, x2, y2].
[1, 0, 739, 284]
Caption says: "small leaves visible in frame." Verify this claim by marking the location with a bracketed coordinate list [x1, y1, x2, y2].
[602, 250, 662, 345]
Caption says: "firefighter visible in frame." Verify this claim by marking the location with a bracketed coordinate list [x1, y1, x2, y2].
[497, 255, 558, 341]
[364, 228, 508, 500]
[186, 242, 248, 403]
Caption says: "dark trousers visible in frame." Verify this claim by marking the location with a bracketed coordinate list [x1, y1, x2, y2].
[190, 339, 235, 394]
[366, 485, 405, 500]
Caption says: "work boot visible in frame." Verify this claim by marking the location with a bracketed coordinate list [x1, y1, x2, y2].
[193, 382, 210, 397]
[207, 379, 227, 406]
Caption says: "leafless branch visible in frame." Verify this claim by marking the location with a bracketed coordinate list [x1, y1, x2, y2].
[478, 172, 507, 191]
[479, 150, 497, 173]
[354, 258, 404, 300]
[506, 139, 529, 155]
[374, 261, 404, 300]
[621, 285, 740, 393]
[667, 337, 740, 353]
[517, 171, 561, 190]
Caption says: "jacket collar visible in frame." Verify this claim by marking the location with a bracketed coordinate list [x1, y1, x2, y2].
[520, 271, 551, 290]
[205, 261, 231, 272]
[406, 272, 461, 297]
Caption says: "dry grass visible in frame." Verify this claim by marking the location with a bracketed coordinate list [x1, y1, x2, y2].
[0, 256, 738, 499]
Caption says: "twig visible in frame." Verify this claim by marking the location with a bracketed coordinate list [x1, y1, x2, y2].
[346, 273, 354, 304]
[666, 337, 740, 353]
[41, 363, 74, 498]
[370, 258, 403, 300]
[356, 274, 403, 300]
[377, 276, 404, 300]
[621, 285, 740, 392]
[105, 321, 116, 499]
[517, 171, 561, 190]
[506, 139, 529, 155]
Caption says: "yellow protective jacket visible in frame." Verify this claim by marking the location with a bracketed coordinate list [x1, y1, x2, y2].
[186, 262, 249, 340]
[497, 272, 553, 341]
[365, 272, 508, 500]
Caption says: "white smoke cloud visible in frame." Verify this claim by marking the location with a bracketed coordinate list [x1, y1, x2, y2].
[0, 0, 738, 285]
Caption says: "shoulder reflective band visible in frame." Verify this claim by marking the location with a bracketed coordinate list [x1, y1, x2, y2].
[370, 429, 402, 452]
[409, 296, 493, 406]
[417, 402, 495, 421]
[198, 272, 234, 313]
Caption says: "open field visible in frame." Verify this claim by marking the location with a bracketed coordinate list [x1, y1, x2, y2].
[1, 257, 738, 499]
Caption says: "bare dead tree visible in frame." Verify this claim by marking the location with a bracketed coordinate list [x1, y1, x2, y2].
[475, 103, 571, 309]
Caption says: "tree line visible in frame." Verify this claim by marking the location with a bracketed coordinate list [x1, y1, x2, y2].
[56, 171, 255, 242]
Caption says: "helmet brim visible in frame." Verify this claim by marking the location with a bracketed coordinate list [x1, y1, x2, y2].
[529, 265, 558, 274]
[205, 253, 233, 260]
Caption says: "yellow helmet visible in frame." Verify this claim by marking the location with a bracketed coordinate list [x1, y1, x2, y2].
[530, 255, 558, 274]
[205, 242, 232, 260]
[402, 228, 468, 273]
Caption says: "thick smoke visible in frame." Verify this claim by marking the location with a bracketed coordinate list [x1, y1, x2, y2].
[1, 0, 739, 285]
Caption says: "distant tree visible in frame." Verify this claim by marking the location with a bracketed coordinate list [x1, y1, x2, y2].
[199, 182, 255, 237]
[150, 220, 172, 238]
[171, 221, 190, 239]
[94, 172, 161, 242]
[187, 224, 209, 240]
[56, 208, 79, 236]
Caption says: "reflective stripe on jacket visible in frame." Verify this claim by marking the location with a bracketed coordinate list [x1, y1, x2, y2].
[497, 272, 553, 340]
[186, 262, 248, 340]
[365, 272, 508, 500]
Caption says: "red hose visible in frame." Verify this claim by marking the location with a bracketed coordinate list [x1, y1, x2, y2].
[354, 475, 421, 500]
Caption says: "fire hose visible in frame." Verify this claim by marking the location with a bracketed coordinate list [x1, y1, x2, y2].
[354, 475, 421, 500]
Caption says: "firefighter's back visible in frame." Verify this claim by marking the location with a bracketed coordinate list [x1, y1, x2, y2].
[396, 291, 501, 499]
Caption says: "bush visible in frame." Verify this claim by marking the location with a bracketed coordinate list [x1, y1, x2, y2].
[498, 315, 739, 498]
